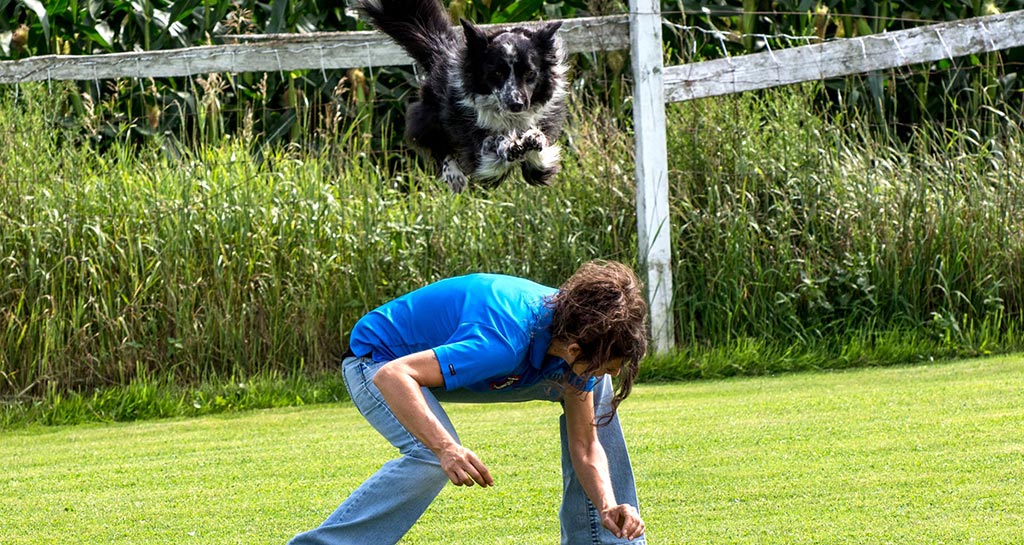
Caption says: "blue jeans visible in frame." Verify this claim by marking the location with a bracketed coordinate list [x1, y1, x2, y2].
[288, 356, 645, 545]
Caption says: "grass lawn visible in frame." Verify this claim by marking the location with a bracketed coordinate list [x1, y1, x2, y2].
[2, 355, 1022, 544]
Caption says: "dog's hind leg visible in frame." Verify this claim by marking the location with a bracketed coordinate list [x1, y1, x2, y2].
[520, 130, 562, 186]
[521, 161, 560, 186]
[473, 134, 518, 184]
[441, 156, 469, 192]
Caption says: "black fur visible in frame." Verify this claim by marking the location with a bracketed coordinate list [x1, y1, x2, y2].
[355, 0, 568, 191]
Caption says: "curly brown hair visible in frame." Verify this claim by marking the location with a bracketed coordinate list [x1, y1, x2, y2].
[546, 260, 648, 421]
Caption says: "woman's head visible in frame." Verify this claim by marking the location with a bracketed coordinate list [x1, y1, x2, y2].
[547, 260, 648, 418]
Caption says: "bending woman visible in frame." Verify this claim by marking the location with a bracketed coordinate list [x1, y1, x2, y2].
[289, 260, 649, 545]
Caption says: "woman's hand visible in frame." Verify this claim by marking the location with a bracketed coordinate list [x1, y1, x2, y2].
[438, 443, 493, 487]
[600, 503, 645, 540]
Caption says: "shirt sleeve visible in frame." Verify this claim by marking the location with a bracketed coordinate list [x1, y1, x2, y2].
[432, 322, 525, 391]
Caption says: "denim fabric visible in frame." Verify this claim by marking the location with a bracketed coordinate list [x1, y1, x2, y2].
[288, 356, 645, 545]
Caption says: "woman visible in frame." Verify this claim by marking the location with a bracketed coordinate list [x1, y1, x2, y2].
[289, 260, 649, 544]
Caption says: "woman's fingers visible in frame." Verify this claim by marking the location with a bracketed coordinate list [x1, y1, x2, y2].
[467, 451, 494, 486]
[602, 504, 644, 540]
[458, 454, 492, 487]
[442, 446, 493, 487]
[622, 513, 644, 539]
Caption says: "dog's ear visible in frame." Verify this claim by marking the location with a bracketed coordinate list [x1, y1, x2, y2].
[533, 21, 562, 45]
[461, 19, 489, 50]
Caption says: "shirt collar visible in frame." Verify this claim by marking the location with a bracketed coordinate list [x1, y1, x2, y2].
[528, 306, 555, 369]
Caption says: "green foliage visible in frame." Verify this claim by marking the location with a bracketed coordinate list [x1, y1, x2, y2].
[5, 0, 1019, 154]
[0, 81, 637, 407]
[5, 75, 1024, 428]
[0, 370, 346, 427]
[0, 0, 357, 149]
[0, 0, 600, 153]
[672, 0, 1024, 50]
[664, 82, 1024, 359]
[0, 0, 351, 56]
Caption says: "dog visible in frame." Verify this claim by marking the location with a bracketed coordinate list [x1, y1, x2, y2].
[355, 0, 568, 192]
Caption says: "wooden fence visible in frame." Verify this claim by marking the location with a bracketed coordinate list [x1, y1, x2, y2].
[636, 7, 1024, 352]
[0, 16, 628, 82]
[3, 8, 1024, 352]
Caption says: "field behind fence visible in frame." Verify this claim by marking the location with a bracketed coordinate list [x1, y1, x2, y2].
[2, 4, 1024, 424]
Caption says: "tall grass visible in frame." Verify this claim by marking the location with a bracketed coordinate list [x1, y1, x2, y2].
[3, 76, 1024, 426]
[664, 83, 1024, 371]
[0, 83, 636, 402]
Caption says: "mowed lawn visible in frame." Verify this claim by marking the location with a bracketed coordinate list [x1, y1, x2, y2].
[2, 355, 1022, 544]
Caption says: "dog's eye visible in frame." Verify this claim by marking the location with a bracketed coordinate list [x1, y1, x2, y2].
[523, 69, 538, 83]
[489, 66, 510, 86]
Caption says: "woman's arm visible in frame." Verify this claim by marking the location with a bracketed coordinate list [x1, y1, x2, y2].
[563, 390, 645, 540]
[373, 349, 494, 487]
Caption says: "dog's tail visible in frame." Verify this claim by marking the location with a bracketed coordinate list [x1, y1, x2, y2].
[355, 0, 457, 71]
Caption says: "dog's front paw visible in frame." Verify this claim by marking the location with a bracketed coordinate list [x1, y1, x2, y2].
[442, 156, 468, 193]
[500, 128, 547, 162]
[484, 134, 520, 163]
[519, 128, 548, 153]
[484, 133, 536, 163]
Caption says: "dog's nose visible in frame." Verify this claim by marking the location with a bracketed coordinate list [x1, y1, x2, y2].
[508, 100, 526, 112]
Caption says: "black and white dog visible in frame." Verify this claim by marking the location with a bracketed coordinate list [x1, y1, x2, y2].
[355, 0, 568, 191]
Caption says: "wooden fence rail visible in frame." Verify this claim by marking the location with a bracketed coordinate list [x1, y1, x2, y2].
[664, 9, 1024, 102]
[0, 16, 628, 83]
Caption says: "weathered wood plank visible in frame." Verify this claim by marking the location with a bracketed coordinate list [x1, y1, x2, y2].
[664, 9, 1024, 102]
[0, 16, 628, 84]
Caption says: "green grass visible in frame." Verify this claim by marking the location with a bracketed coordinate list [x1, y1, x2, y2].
[0, 370, 348, 428]
[3, 354, 1022, 544]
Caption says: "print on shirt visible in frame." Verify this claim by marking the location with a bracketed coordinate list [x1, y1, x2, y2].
[490, 375, 522, 390]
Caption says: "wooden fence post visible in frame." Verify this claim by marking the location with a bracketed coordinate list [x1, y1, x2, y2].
[629, 0, 675, 353]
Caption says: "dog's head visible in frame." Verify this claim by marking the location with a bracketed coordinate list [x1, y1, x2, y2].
[460, 20, 565, 115]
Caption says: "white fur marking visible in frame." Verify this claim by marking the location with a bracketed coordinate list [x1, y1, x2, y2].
[476, 155, 513, 180]
[499, 73, 524, 112]
[462, 94, 539, 132]
[476, 135, 516, 180]
[532, 144, 562, 170]
[442, 156, 468, 192]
